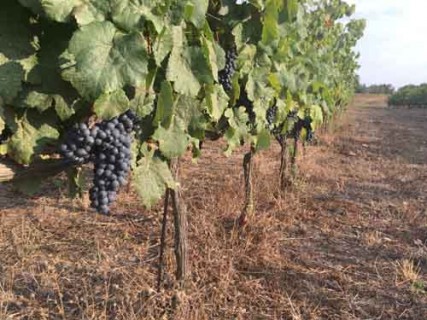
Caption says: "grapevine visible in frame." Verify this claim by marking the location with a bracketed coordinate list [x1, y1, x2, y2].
[0, 0, 365, 289]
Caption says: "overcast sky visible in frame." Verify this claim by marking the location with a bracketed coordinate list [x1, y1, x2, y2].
[347, 0, 427, 88]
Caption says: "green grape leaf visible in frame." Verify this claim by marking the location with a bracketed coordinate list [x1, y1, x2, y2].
[22, 91, 54, 112]
[203, 84, 229, 121]
[7, 110, 59, 165]
[254, 128, 270, 150]
[54, 95, 77, 121]
[64, 21, 149, 99]
[201, 35, 219, 82]
[130, 87, 156, 118]
[261, 1, 279, 45]
[154, 81, 174, 128]
[66, 166, 85, 199]
[0, 0, 36, 61]
[110, 0, 164, 32]
[93, 89, 129, 120]
[224, 107, 250, 155]
[153, 27, 173, 67]
[72, 1, 109, 26]
[309, 104, 324, 129]
[166, 27, 201, 97]
[173, 95, 205, 134]
[152, 121, 189, 159]
[0, 104, 5, 132]
[0, 61, 24, 103]
[132, 149, 176, 208]
[40, 0, 80, 22]
[0, 144, 8, 155]
[17, 0, 43, 15]
[19, 54, 39, 83]
[36, 0, 109, 24]
[184, 0, 208, 29]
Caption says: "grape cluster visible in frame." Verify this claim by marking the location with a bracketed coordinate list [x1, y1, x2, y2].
[218, 47, 237, 92]
[0, 127, 11, 144]
[266, 105, 278, 126]
[270, 109, 315, 144]
[290, 116, 314, 142]
[59, 123, 94, 164]
[60, 110, 138, 215]
[302, 117, 315, 142]
[235, 88, 256, 123]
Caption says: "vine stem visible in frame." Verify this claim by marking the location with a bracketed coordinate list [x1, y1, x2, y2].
[278, 137, 289, 191]
[157, 188, 170, 292]
[291, 137, 299, 179]
[238, 146, 255, 226]
[170, 158, 188, 288]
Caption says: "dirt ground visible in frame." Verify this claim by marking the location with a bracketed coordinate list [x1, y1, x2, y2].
[0, 94, 426, 319]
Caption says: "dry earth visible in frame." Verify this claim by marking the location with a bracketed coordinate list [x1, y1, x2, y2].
[0, 94, 426, 319]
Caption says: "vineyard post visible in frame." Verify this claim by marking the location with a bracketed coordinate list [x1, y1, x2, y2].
[169, 158, 188, 287]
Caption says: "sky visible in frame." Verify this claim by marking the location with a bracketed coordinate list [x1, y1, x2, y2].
[346, 0, 427, 89]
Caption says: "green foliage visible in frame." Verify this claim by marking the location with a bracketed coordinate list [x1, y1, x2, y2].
[0, 0, 365, 207]
[388, 84, 427, 107]
[132, 147, 176, 208]
[356, 82, 395, 95]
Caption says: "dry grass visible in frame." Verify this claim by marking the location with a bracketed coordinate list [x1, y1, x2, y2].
[0, 94, 427, 319]
[395, 259, 421, 284]
[354, 94, 389, 107]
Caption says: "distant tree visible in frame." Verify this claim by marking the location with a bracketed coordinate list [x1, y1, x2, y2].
[388, 83, 427, 107]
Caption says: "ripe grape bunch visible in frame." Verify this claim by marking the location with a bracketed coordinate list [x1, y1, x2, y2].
[290, 116, 314, 142]
[60, 110, 139, 215]
[0, 127, 11, 144]
[218, 47, 237, 92]
[235, 87, 256, 123]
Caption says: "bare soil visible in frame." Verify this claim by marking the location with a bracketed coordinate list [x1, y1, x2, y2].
[0, 94, 426, 319]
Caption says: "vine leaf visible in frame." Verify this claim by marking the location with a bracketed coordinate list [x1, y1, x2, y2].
[261, 0, 279, 45]
[254, 129, 270, 150]
[0, 104, 5, 132]
[0, 0, 36, 61]
[152, 121, 188, 159]
[110, 0, 163, 32]
[17, 0, 43, 15]
[0, 62, 24, 104]
[41, 0, 80, 22]
[224, 107, 250, 155]
[154, 81, 174, 128]
[153, 28, 173, 67]
[166, 27, 201, 97]
[66, 166, 85, 199]
[54, 95, 77, 121]
[21, 91, 54, 112]
[93, 89, 129, 120]
[130, 87, 156, 118]
[64, 21, 149, 99]
[7, 110, 59, 165]
[72, 1, 109, 26]
[309, 104, 324, 130]
[184, 0, 208, 29]
[203, 84, 229, 121]
[132, 148, 176, 208]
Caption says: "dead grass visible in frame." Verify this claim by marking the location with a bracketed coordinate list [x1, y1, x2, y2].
[395, 259, 421, 284]
[0, 94, 427, 319]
